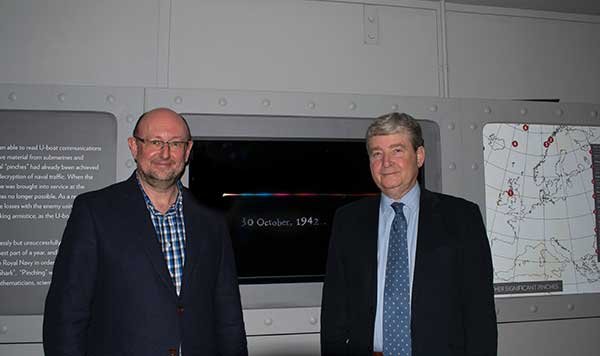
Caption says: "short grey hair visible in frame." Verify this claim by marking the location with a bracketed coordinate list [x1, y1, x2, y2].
[366, 112, 424, 152]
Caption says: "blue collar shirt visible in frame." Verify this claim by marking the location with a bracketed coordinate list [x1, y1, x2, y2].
[137, 176, 187, 296]
[373, 183, 421, 352]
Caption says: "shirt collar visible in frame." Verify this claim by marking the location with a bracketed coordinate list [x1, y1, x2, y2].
[380, 183, 421, 215]
[135, 172, 183, 216]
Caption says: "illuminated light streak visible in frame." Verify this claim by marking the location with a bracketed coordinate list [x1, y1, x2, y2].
[222, 192, 377, 198]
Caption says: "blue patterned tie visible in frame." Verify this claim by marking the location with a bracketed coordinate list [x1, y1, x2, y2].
[383, 202, 412, 355]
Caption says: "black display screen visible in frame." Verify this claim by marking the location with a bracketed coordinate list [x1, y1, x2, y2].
[189, 139, 378, 283]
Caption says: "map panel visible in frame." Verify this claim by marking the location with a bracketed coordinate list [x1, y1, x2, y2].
[483, 123, 600, 296]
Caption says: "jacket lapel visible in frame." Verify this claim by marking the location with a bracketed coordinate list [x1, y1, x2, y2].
[124, 174, 178, 296]
[179, 189, 204, 298]
[411, 189, 441, 307]
[364, 196, 381, 314]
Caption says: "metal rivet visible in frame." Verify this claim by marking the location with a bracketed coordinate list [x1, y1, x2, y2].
[555, 108, 563, 116]
[448, 123, 455, 131]
[309, 316, 318, 325]
[349, 102, 357, 111]
[307, 101, 316, 110]
[529, 305, 538, 313]
[0, 325, 7, 334]
[484, 106, 492, 114]
[471, 163, 479, 171]
[368, 16, 375, 23]
[591, 110, 598, 118]
[125, 159, 135, 168]
[567, 304, 575, 311]
[448, 163, 456, 171]
[57, 93, 66, 102]
[264, 318, 273, 326]
[429, 105, 438, 112]
[520, 108, 528, 116]
[174, 96, 183, 104]
[218, 98, 228, 106]
[262, 99, 271, 108]
[106, 95, 115, 104]
[8, 92, 17, 101]
[470, 123, 478, 130]
[392, 104, 399, 111]
[126, 115, 135, 123]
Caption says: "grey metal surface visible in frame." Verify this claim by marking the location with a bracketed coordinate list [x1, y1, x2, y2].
[0, 85, 599, 355]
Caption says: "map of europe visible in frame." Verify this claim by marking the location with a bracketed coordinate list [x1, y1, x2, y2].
[483, 123, 600, 296]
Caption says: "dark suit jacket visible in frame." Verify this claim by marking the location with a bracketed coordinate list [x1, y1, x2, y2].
[321, 188, 497, 356]
[43, 174, 247, 356]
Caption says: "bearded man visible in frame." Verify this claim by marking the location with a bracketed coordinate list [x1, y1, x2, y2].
[44, 108, 248, 356]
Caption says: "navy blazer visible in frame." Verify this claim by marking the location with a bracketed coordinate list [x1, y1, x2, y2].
[321, 188, 497, 356]
[43, 174, 247, 356]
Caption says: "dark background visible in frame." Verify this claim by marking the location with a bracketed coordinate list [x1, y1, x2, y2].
[189, 139, 379, 283]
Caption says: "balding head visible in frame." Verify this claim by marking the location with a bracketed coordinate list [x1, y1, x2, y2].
[127, 107, 193, 191]
[133, 108, 191, 140]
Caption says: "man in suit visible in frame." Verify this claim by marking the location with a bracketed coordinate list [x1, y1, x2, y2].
[43, 108, 248, 356]
[321, 112, 497, 356]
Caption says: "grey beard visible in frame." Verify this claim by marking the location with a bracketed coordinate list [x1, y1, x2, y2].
[137, 168, 182, 190]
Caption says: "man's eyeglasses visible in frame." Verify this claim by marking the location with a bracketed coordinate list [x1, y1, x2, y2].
[134, 136, 190, 151]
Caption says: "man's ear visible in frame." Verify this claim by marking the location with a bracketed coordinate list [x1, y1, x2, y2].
[127, 137, 138, 159]
[416, 146, 425, 168]
[184, 140, 194, 164]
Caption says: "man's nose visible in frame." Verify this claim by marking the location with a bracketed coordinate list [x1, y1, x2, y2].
[382, 153, 392, 167]
[159, 143, 171, 157]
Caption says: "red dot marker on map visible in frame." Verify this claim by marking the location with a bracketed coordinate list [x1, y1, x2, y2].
[548, 136, 554, 143]
[522, 124, 529, 131]
[544, 141, 550, 148]
[507, 189, 514, 197]
[512, 141, 518, 147]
